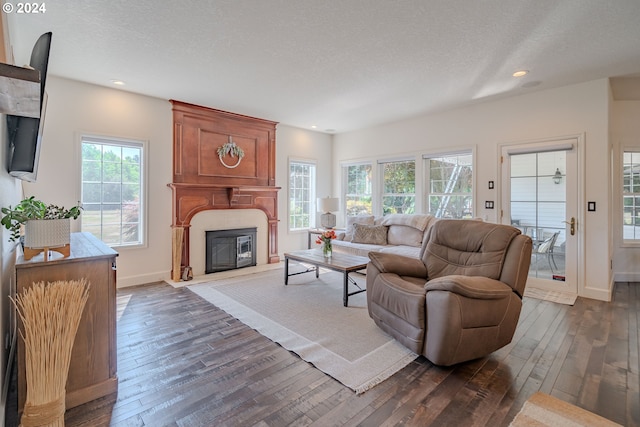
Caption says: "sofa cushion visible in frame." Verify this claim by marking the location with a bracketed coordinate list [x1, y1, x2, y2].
[351, 223, 388, 245]
[332, 239, 386, 258]
[381, 213, 435, 231]
[344, 215, 375, 241]
[378, 245, 422, 259]
[387, 225, 424, 247]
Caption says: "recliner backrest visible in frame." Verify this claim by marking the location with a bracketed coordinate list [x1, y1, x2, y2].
[499, 234, 532, 297]
[421, 219, 521, 282]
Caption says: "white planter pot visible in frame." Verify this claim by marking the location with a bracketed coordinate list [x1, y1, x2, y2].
[24, 218, 71, 249]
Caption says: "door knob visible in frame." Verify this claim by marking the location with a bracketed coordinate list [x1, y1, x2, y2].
[563, 217, 576, 236]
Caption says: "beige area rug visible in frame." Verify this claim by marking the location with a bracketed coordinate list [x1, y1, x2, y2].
[188, 267, 418, 394]
[510, 392, 622, 426]
[524, 287, 577, 306]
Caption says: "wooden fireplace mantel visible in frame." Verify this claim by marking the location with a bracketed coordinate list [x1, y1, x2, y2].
[168, 183, 281, 267]
[169, 101, 280, 279]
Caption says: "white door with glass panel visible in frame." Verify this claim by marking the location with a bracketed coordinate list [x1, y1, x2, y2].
[501, 138, 579, 295]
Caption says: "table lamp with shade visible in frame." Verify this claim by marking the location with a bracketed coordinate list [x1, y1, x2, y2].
[318, 197, 339, 229]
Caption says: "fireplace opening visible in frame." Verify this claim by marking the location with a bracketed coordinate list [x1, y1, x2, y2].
[206, 228, 257, 274]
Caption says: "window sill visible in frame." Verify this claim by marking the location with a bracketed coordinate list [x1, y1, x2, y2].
[108, 242, 147, 251]
[621, 241, 640, 248]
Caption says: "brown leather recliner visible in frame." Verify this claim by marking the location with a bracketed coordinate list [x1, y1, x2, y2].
[366, 219, 532, 366]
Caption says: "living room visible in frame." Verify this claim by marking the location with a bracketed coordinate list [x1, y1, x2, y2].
[1, 2, 639, 425]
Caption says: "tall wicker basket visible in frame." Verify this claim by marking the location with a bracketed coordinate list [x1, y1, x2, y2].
[13, 279, 90, 427]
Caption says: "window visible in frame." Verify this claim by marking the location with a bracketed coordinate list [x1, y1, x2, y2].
[379, 159, 415, 215]
[289, 160, 316, 230]
[343, 163, 373, 216]
[81, 136, 145, 247]
[424, 151, 473, 218]
[623, 150, 640, 241]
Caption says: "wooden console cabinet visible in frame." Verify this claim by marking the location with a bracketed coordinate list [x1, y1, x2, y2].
[15, 232, 118, 412]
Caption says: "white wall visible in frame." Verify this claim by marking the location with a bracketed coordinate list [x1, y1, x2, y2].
[275, 125, 333, 254]
[0, 115, 23, 425]
[611, 99, 640, 281]
[22, 77, 333, 285]
[22, 76, 174, 287]
[333, 79, 613, 301]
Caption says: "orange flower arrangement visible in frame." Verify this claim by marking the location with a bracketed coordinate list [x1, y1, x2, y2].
[316, 229, 336, 257]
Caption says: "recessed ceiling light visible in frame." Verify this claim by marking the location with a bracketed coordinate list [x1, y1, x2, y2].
[512, 70, 529, 78]
[311, 125, 317, 129]
[110, 79, 125, 86]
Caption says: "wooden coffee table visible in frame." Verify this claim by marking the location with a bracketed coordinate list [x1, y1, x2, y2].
[284, 249, 369, 307]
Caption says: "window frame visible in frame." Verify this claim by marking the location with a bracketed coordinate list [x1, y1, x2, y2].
[341, 161, 374, 217]
[79, 134, 148, 249]
[423, 148, 475, 219]
[288, 158, 317, 232]
[622, 148, 640, 245]
[377, 157, 416, 216]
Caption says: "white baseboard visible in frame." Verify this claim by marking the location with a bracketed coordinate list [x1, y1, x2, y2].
[116, 270, 171, 288]
[613, 272, 640, 283]
[580, 284, 613, 302]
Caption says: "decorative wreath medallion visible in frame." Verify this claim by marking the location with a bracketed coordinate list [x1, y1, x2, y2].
[217, 137, 245, 169]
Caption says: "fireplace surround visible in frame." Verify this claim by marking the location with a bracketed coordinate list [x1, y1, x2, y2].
[169, 101, 280, 280]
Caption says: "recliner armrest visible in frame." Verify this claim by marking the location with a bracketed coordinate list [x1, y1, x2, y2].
[368, 252, 427, 278]
[425, 275, 512, 299]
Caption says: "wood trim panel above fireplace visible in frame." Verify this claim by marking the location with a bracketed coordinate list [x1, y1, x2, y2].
[171, 100, 277, 187]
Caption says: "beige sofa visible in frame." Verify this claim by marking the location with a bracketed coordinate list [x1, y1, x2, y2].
[366, 219, 532, 366]
[332, 213, 437, 259]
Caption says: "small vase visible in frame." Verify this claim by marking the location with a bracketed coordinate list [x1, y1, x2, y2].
[322, 242, 332, 258]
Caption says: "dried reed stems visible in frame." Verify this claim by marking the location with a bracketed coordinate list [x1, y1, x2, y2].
[172, 226, 184, 281]
[12, 279, 90, 427]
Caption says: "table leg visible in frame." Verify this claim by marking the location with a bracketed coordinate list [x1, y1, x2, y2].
[343, 272, 349, 307]
[285, 257, 289, 285]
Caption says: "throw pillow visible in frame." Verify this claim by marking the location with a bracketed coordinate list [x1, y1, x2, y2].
[351, 223, 388, 245]
[344, 215, 375, 241]
[386, 225, 423, 247]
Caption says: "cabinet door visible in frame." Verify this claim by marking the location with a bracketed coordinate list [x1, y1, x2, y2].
[17, 256, 118, 411]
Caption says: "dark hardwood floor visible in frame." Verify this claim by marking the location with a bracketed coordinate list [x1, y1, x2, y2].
[6, 280, 639, 426]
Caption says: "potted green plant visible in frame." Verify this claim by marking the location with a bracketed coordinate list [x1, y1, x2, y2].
[1, 196, 82, 246]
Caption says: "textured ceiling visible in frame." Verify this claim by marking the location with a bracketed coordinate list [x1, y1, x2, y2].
[6, 0, 640, 133]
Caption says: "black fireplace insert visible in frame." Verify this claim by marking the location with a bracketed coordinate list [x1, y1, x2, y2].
[205, 227, 257, 274]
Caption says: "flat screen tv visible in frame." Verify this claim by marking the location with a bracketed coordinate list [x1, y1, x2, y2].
[7, 32, 52, 182]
